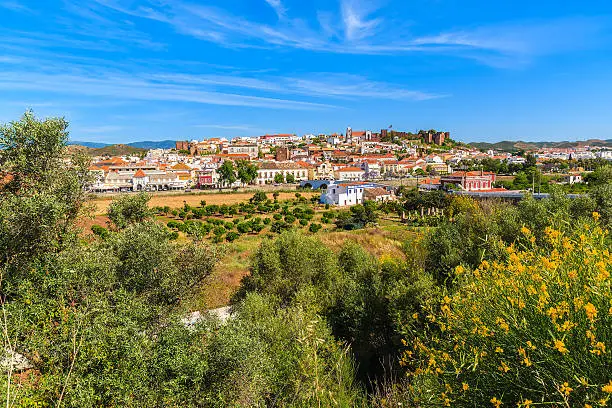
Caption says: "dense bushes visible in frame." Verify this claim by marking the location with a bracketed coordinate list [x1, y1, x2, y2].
[407, 216, 612, 407]
[335, 201, 379, 230]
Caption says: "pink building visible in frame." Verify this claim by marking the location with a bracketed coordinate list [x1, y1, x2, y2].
[440, 171, 496, 191]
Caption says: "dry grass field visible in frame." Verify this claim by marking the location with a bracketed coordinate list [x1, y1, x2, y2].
[88, 191, 317, 215]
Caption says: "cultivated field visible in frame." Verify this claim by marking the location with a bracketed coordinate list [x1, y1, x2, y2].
[88, 191, 318, 215]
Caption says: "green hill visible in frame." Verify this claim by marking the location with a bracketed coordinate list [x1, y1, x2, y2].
[67, 144, 147, 156]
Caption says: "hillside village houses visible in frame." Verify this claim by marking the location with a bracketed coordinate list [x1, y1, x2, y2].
[85, 126, 610, 201]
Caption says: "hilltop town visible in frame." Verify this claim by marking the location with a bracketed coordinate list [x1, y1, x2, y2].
[86, 126, 612, 205]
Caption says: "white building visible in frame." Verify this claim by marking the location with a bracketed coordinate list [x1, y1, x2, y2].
[320, 182, 392, 206]
[596, 150, 612, 160]
[321, 182, 365, 206]
[226, 144, 259, 159]
[334, 166, 365, 181]
[256, 162, 309, 185]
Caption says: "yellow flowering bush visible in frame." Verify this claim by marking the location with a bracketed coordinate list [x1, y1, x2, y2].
[404, 217, 612, 407]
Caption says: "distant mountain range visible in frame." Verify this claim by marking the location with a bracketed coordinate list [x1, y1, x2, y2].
[68, 140, 176, 150]
[469, 139, 612, 152]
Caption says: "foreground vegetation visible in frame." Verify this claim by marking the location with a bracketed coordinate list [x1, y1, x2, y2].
[2, 112, 612, 407]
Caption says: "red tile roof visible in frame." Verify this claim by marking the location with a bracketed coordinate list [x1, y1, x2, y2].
[338, 166, 365, 172]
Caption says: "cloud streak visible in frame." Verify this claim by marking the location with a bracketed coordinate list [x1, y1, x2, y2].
[85, 0, 610, 66]
[341, 0, 382, 41]
[264, 0, 286, 18]
[0, 70, 334, 111]
[148, 72, 444, 101]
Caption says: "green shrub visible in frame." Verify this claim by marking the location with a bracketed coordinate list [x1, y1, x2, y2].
[309, 223, 322, 233]
[91, 225, 110, 239]
[236, 223, 251, 234]
[225, 232, 239, 242]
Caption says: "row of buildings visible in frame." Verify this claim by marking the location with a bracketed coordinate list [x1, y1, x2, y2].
[86, 127, 612, 203]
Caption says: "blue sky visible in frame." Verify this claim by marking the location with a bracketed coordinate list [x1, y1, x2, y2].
[0, 0, 611, 143]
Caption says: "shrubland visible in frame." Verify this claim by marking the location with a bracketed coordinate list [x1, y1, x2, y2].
[1, 112, 612, 407]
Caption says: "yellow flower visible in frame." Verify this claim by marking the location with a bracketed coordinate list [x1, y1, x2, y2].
[568, 270, 577, 279]
[554, 339, 568, 355]
[594, 211, 601, 221]
[455, 265, 465, 275]
[560, 382, 573, 396]
[496, 317, 510, 333]
[522, 357, 532, 367]
[462, 382, 469, 391]
[495, 347, 504, 353]
[521, 226, 531, 235]
[526, 341, 536, 350]
[559, 320, 576, 332]
[591, 342, 606, 356]
[586, 330, 596, 342]
[602, 381, 612, 393]
[584, 303, 598, 322]
[521, 400, 533, 408]
[498, 361, 510, 373]
[491, 397, 502, 407]
[585, 404, 593, 408]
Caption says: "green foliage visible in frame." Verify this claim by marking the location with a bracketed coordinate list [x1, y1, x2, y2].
[218, 160, 236, 187]
[0, 111, 91, 266]
[203, 293, 365, 407]
[237, 231, 340, 306]
[225, 231, 239, 242]
[249, 190, 267, 204]
[309, 223, 322, 233]
[335, 201, 379, 230]
[91, 224, 110, 239]
[107, 192, 153, 229]
[236, 160, 258, 185]
[274, 173, 285, 183]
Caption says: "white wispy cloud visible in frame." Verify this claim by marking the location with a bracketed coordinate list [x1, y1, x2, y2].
[0, 1, 34, 13]
[86, 0, 610, 66]
[0, 70, 334, 111]
[265, 0, 286, 19]
[147, 72, 444, 101]
[340, 0, 382, 41]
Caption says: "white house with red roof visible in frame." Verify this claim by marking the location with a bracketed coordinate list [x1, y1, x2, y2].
[321, 182, 366, 206]
[334, 166, 365, 181]
[320, 181, 393, 206]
